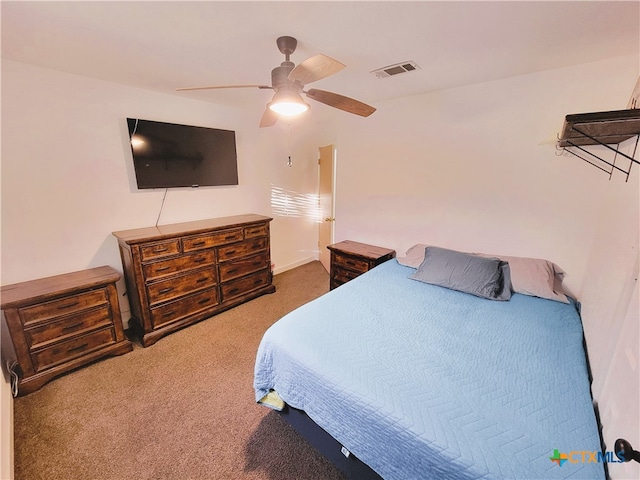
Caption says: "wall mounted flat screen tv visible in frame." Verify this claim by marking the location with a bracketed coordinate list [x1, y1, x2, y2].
[126, 118, 238, 189]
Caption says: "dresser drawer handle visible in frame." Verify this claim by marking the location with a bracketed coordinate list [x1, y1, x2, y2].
[62, 322, 83, 331]
[253, 278, 263, 285]
[191, 241, 206, 247]
[155, 266, 171, 272]
[196, 277, 208, 284]
[225, 250, 237, 256]
[67, 343, 88, 354]
[154, 247, 168, 253]
[225, 235, 237, 240]
[193, 257, 207, 263]
[57, 302, 79, 310]
[198, 297, 212, 305]
[158, 287, 173, 294]
[252, 242, 261, 249]
[227, 268, 238, 274]
[228, 288, 240, 295]
[252, 261, 262, 267]
[162, 311, 176, 318]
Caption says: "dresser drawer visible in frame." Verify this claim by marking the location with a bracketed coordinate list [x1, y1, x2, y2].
[140, 240, 181, 261]
[150, 288, 219, 329]
[147, 268, 217, 306]
[144, 250, 215, 281]
[244, 224, 268, 239]
[221, 270, 269, 302]
[332, 254, 369, 273]
[218, 237, 267, 262]
[183, 228, 243, 252]
[219, 253, 269, 282]
[20, 288, 109, 327]
[25, 306, 113, 350]
[32, 327, 116, 372]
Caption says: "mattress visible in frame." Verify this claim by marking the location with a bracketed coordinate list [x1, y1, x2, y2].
[254, 260, 604, 479]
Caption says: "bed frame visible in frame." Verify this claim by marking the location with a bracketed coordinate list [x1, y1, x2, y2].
[277, 405, 383, 480]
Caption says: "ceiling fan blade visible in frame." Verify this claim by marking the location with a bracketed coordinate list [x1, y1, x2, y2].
[176, 84, 272, 92]
[259, 107, 278, 128]
[288, 54, 346, 85]
[305, 89, 376, 117]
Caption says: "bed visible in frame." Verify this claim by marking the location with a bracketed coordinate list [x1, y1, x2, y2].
[254, 245, 605, 479]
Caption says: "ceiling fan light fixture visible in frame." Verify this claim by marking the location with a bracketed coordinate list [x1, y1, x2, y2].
[268, 89, 310, 116]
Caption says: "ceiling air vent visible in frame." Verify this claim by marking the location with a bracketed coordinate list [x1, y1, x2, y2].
[371, 61, 421, 79]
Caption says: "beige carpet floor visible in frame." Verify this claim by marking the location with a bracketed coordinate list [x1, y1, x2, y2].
[13, 261, 347, 480]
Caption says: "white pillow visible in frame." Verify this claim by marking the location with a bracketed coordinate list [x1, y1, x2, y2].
[396, 243, 429, 268]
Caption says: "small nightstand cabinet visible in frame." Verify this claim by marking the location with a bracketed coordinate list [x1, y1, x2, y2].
[112, 214, 276, 347]
[1, 266, 133, 396]
[327, 240, 396, 290]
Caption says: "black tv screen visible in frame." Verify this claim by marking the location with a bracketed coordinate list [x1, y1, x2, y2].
[126, 118, 238, 189]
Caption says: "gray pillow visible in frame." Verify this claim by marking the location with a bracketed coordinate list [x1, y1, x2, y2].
[409, 246, 512, 301]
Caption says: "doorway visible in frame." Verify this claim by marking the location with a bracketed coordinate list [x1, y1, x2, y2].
[318, 144, 335, 272]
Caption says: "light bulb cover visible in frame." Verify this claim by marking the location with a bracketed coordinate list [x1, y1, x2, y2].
[268, 89, 310, 117]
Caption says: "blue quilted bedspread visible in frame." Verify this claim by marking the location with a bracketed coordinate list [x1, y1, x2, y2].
[254, 260, 604, 479]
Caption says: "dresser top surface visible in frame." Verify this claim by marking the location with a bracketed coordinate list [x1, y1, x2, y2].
[112, 214, 272, 244]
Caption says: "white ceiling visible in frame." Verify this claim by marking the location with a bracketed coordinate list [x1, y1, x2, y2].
[2, 1, 639, 117]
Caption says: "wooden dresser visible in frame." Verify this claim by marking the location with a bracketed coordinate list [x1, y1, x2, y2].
[112, 214, 276, 347]
[1, 266, 132, 396]
[327, 240, 396, 290]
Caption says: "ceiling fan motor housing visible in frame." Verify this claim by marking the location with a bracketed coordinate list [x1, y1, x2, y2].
[271, 62, 298, 91]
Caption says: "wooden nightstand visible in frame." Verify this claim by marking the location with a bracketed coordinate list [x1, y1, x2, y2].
[327, 240, 396, 290]
[1, 266, 133, 396]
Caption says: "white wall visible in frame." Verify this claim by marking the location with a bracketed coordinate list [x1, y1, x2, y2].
[1, 59, 323, 298]
[1, 60, 326, 478]
[331, 55, 639, 478]
[333, 56, 636, 295]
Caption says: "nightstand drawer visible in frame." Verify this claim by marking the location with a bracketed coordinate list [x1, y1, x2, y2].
[332, 266, 362, 285]
[32, 327, 116, 372]
[25, 306, 112, 350]
[332, 254, 369, 273]
[21, 289, 109, 327]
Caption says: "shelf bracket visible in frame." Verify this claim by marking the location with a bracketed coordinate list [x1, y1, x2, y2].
[557, 109, 640, 182]
[558, 130, 639, 182]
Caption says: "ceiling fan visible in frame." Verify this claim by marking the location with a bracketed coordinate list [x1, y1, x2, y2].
[176, 36, 376, 127]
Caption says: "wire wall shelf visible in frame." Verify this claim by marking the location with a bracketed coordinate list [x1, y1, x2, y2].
[556, 109, 640, 182]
